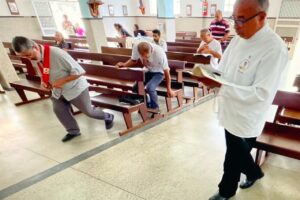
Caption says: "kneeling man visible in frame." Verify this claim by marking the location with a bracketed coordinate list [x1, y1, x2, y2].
[116, 42, 174, 110]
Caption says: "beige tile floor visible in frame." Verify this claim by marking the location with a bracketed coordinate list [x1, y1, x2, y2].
[1, 91, 300, 200]
[1, 40, 300, 200]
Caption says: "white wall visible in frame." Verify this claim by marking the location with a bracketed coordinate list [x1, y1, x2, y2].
[0, 0, 35, 16]
[0, 0, 288, 42]
[0, 0, 41, 42]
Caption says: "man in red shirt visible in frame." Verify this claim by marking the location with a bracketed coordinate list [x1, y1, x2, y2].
[209, 10, 230, 43]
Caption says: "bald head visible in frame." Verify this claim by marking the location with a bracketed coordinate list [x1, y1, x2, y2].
[235, 0, 269, 13]
[215, 10, 222, 21]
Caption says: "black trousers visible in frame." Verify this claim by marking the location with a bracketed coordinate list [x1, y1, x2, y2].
[218, 130, 263, 198]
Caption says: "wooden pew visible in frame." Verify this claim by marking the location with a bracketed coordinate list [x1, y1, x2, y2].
[9, 57, 52, 106]
[80, 63, 153, 136]
[255, 90, 300, 165]
[100, 46, 210, 101]
[42, 36, 88, 50]
[176, 31, 197, 40]
[273, 90, 300, 126]
[3, 42, 27, 73]
[176, 39, 201, 43]
[106, 37, 126, 47]
[32, 39, 56, 46]
[68, 51, 187, 114]
[100, 46, 210, 65]
[167, 42, 200, 48]
[167, 46, 198, 54]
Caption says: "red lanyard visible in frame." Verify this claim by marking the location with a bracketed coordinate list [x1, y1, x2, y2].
[37, 45, 50, 84]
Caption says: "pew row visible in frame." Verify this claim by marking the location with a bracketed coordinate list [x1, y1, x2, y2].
[255, 90, 300, 166]
[68, 50, 187, 114]
[100, 46, 210, 101]
[81, 63, 156, 136]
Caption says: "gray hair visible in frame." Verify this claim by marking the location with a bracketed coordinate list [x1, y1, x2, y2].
[200, 28, 211, 35]
[257, 0, 269, 12]
[236, 0, 269, 12]
[12, 36, 35, 53]
[137, 42, 151, 53]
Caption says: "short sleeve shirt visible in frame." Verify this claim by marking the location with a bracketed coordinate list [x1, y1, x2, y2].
[199, 39, 222, 70]
[209, 19, 230, 40]
[46, 46, 89, 100]
[131, 42, 169, 74]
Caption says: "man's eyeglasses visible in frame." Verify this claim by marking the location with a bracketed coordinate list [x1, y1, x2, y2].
[229, 12, 262, 26]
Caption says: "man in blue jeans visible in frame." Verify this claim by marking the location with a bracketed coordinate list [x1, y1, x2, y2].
[116, 42, 175, 110]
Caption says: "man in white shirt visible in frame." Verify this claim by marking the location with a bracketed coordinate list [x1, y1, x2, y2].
[205, 0, 289, 200]
[197, 28, 222, 70]
[116, 42, 174, 109]
[152, 29, 168, 52]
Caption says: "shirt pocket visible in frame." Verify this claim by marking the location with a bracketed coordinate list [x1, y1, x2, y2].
[234, 59, 257, 86]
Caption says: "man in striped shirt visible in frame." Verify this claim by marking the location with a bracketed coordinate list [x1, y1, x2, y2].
[209, 10, 230, 43]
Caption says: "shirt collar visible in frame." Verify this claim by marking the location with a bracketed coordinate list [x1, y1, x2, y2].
[244, 23, 269, 42]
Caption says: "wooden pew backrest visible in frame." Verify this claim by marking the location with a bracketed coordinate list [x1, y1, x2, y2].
[80, 64, 144, 82]
[273, 90, 300, 110]
[101, 46, 210, 64]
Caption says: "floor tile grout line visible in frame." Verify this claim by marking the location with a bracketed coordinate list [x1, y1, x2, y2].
[22, 147, 61, 164]
[72, 168, 147, 200]
[0, 95, 215, 200]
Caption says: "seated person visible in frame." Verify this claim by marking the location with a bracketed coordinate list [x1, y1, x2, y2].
[151, 29, 167, 52]
[54, 31, 70, 49]
[196, 28, 222, 70]
[116, 42, 175, 110]
[133, 24, 147, 37]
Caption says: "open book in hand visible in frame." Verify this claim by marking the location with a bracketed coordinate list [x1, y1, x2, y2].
[191, 64, 231, 86]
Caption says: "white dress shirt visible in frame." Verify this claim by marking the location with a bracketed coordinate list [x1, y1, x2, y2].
[217, 24, 288, 138]
[151, 38, 168, 52]
[199, 39, 222, 70]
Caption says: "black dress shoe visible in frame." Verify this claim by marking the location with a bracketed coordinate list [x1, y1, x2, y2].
[208, 193, 229, 200]
[239, 172, 264, 189]
[105, 113, 114, 130]
[61, 133, 81, 142]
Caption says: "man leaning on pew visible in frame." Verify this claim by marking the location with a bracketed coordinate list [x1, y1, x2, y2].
[12, 36, 114, 142]
[116, 41, 175, 110]
[199, 0, 289, 200]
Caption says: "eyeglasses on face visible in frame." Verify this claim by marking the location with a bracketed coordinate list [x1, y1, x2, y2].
[229, 12, 263, 26]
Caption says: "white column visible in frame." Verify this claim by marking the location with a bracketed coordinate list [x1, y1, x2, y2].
[0, 41, 19, 90]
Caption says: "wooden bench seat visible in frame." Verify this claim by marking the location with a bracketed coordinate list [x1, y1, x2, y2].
[10, 78, 51, 106]
[85, 74, 134, 91]
[273, 90, 300, 126]
[255, 90, 300, 165]
[255, 122, 300, 164]
[81, 64, 156, 136]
